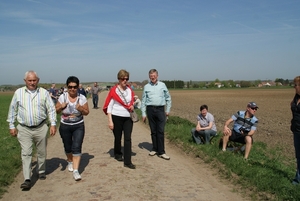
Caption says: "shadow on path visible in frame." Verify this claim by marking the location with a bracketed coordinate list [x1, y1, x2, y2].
[138, 142, 152, 152]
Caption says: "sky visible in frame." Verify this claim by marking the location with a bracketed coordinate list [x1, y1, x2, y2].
[0, 0, 299, 85]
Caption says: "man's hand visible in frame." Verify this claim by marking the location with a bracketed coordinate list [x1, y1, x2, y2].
[49, 126, 56, 136]
[142, 116, 147, 124]
[9, 128, 18, 137]
[223, 126, 231, 136]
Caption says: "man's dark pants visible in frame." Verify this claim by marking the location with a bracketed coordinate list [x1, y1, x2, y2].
[92, 94, 98, 108]
[146, 106, 166, 155]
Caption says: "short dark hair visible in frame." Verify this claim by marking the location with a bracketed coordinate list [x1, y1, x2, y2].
[149, 69, 158, 75]
[66, 76, 79, 86]
[200, 104, 208, 111]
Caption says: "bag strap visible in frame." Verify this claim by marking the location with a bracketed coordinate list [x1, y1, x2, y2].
[117, 87, 132, 112]
[117, 87, 128, 105]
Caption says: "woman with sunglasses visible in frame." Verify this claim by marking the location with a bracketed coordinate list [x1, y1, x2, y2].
[103, 69, 136, 169]
[291, 76, 300, 185]
[56, 76, 89, 181]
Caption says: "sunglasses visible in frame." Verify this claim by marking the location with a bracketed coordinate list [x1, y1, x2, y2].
[120, 78, 129, 81]
[251, 107, 258, 111]
[68, 85, 78, 89]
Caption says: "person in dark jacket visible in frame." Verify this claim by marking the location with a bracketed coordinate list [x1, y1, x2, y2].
[291, 76, 300, 185]
[77, 83, 87, 97]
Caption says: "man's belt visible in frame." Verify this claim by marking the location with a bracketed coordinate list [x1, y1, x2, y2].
[20, 119, 46, 129]
[147, 105, 164, 108]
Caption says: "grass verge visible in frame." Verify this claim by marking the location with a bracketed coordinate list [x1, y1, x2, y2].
[164, 115, 300, 201]
[0, 94, 60, 198]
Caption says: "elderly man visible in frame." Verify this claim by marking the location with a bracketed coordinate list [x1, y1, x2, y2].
[141, 69, 172, 160]
[222, 102, 259, 159]
[7, 70, 57, 189]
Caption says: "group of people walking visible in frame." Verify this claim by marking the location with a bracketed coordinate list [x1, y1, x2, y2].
[7, 68, 172, 189]
[6, 70, 300, 190]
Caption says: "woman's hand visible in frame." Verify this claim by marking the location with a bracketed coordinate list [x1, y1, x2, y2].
[108, 121, 114, 130]
[61, 102, 68, 110]
[129, 105, 134, 111]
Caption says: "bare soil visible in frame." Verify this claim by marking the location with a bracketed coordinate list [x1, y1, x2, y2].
[1, 91, 251, 201]
[136, 88, 295, 160]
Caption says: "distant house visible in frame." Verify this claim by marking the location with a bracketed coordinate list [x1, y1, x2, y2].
[259, 81, 276, 87]
[214, 82, 223, 88]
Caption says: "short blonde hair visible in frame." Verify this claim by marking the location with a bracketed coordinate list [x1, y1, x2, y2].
[294, 76, 300, 85]
[117, 69, 129, 80]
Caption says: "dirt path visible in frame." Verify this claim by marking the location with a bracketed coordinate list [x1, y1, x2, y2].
[1, 91, 249, 201]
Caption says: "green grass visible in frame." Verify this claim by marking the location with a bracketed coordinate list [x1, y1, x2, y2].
[164, 116, 300, 201]
[1, 97, 299, 200]
[0, 94, 61, 198]
[0, 94, 22, 196]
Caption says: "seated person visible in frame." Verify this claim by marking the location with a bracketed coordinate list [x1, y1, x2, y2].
[133, 95, 141, 109]
[191, 104, 217, 144]
[222, 102, 259, 159]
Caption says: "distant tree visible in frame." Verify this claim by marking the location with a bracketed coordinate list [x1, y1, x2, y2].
[240, 81, 251, 88]
[214, 78, 220, 83]
[192, 83, 199, 88]
[199, 82, 206, 88]
[285, 79, 290, 85]
[254, 79, 261, 86]
[228, 80, 235, 87]
[142, 79, 148, 86]
[186, 81, 190, 89]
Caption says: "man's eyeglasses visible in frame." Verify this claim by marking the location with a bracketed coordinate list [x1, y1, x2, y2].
[294, 84, 300, 87]
[251, 107, 258, 111]
[120, 78, 129, 81]
[68, 85, 78, 89]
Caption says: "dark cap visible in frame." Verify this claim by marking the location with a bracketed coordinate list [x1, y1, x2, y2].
[247, 102, 259, 108]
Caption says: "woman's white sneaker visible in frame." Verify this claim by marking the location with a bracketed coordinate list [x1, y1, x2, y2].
[73, 170, 81, 181]
[68, 162, 73, 172]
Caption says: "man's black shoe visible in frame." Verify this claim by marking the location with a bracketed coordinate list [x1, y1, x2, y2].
[39, 173, 46, 180]
[20, 180, 31, 189]
[124, 163, 136, 169]
[114, 155, 123, 161]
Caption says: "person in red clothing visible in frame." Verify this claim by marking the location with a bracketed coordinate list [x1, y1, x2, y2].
[103, 69, 136, 169]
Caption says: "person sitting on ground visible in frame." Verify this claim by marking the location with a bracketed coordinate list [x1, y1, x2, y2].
[191, 104, 217, 144]
[133, 95, 141, 109]
[222, 102, 259, 159]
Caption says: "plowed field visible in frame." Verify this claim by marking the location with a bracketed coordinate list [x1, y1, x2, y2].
[136, 88, 295, 159]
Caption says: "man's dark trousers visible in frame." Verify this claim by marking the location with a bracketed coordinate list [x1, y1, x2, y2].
[146, 106, 166, 155]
